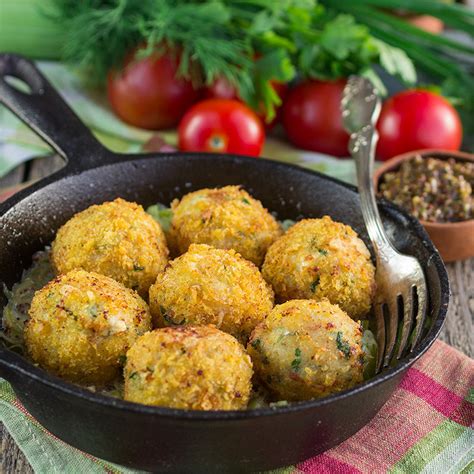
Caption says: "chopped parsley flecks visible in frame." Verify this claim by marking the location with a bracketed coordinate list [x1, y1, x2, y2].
[242, 198, 250, 205]
[336, 331, 352, 359]
[280, 219, 295, 231]
[251, 338, 262, 350]
[129, 371, 139, 380]
[161, 308, 185, 326]
[310, 277, 320, 293]
[291, 348, 302, 372]
[133, 264, 145, 271]
[118, 354, 127, 365]
[318, 249, 328, 256]
[162, 313, 174, 325]
[161, 307, 173, 324]
[88, 304, 98, 318]
[276, 329, 291, 344]
[63, 307, 78, 321]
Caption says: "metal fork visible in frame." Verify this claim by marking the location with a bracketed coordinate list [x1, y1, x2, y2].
[341, 76, 427, 372]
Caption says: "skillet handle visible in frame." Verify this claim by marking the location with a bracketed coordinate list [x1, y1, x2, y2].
[0, 53, 110, 172]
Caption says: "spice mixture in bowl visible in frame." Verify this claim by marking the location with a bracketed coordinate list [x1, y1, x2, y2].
[375, 149, 474, 262]
[379, 154, 473, 223]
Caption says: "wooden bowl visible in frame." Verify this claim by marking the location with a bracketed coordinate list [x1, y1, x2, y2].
[374, 149, 474, 262]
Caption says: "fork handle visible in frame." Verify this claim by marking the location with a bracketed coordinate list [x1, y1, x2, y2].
[349, 124, 393, 259]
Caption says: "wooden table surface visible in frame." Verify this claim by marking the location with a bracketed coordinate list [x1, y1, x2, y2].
[0, 156, 473, 473]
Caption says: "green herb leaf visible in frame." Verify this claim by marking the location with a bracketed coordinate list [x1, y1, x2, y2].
[310, 277, 320, 293]
[251, 338, 262, 350]
[336, 331, 352, 359]
[280, 219, 296, 231]
[118, 354, 127, 365]
[146, 203, 173, 232]
[291, 347, 302, 372]
[320, 15, 368, 60]
[88, 303, 98, 318]
[133, 264, 145, 271]
[361, 328, 377, 380]
[129, 371, 139, 380]
[241, 48, 296, 120]
[373, 39, 417, 85]
[161, 306, 185, 326]
[360, 67, 388, 96]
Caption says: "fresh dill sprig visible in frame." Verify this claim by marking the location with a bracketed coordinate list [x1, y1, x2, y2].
[54, 1, 254, 84]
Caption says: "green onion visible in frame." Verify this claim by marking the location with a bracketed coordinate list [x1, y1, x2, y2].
[349, 6, 474, 55]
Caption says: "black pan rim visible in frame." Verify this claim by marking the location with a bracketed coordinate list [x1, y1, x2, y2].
[0, 151, 450, 420]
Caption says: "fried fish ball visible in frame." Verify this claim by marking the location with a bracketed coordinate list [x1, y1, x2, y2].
[51, 198, 168, 297]
[124, 325, 253, 410]
[247, 300, 364, 401]
[149, 244, 274, 341]
[25, 270, 151, 385]
[262, 216, 375, 319]
[169, 186, 282, 265]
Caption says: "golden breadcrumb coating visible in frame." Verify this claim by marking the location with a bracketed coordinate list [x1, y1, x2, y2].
[51, 198, 168, 297]
[124, 325, 253, 410]
[248, 299, 364, 401]
[25, 270, 151, 385]
[149, 244, 274, 341]
[169, 186, 282, 265]
[262, 217, 375, 319]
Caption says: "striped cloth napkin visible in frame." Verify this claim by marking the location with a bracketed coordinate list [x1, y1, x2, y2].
[1, 340, 472, 473]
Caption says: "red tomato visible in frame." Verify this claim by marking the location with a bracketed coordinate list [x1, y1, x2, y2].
[178, 99, 265, 156]
[282, 79, 349, 157]
[205, 77, 288, 130]
[107, 47, 201, 130]
[204, 76, 238, 100]
[377, 90, 462, 161]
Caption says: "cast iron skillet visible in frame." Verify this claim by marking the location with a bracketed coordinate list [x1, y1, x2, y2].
[0, 54, 449, 472]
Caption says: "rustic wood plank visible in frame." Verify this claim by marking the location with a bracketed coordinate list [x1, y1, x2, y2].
[0, 155, 65, 192]
[439, 258, 474, 358]
[0, 165, 25, 188]
[26, 155, 65, 182]
[0, 425, 34, 474]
